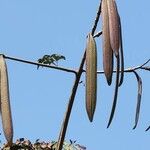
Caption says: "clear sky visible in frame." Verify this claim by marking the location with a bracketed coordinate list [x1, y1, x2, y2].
[0, 0, 150, 149]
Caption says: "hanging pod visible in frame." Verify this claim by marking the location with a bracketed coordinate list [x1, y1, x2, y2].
[102, 0, 114, 85]
[0, 55, 13, 145]
[107, 0, 120, 57]
[85, 33, 97, 122]
[101, 0, 123, 127]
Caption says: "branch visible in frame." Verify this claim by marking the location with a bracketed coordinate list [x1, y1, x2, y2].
[2, 54, 150, 75]
[93, 31, 102, 38]
[95, 59, 150, 74]
[91, 1, 102, 35]
[56, 51, 86, 150]
[133, 59, 150, 71]
[3, 54, 77, 74]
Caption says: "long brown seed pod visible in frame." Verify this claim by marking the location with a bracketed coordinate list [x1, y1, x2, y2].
[0, 55, 13, 145]
[86, 33, 97, 122]
[107, 0, 120, 57]
[102, 0, 114, 85]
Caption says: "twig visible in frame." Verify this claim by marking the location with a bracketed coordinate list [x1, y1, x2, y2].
[96, 59, 150, 74]
[141, 66, 150, 71]
[131, 59, 150, 71]
[3, 54, 77, 74]
[91, 1, 102, 35]
[93, 31, 102, 38]
[139, 59, 150, 68]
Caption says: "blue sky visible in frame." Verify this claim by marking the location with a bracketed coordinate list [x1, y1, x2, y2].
[0, 0, 150, 149]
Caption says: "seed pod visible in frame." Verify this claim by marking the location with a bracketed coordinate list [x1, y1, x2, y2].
[0, 55, 13, 145]
[86, 33, 97, 122]
[107, 0, 120, 56]
[102, 0, 114, 85]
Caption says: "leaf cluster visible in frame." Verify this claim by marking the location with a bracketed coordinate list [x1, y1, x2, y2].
[37, 54, 66, 69]
[1, 138, 86, 150]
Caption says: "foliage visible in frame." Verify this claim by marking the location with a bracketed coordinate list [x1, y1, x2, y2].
[1, 138, 86, 150]
[37, 54, 66, 69]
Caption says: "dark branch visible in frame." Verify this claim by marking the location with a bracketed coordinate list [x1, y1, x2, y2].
[93, 31, 102, 38]
[131, 59, 150, 71]
[56, 51, 86, 150]
[96, 59, 150, 74]
[3, 54, 77, 74]
[2, 54, 149, 75]
[91, 1, 102, 36]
